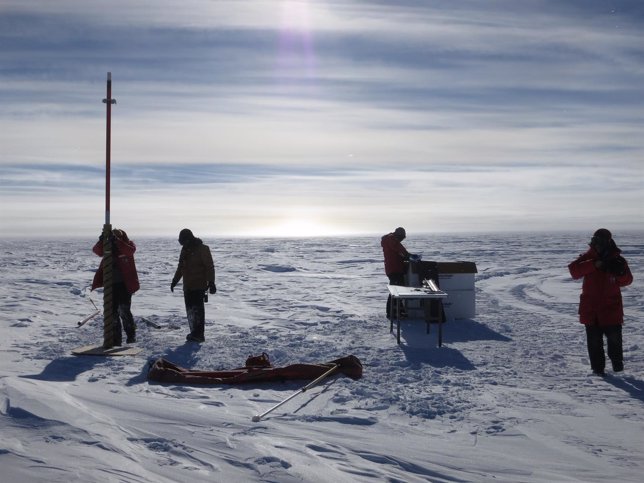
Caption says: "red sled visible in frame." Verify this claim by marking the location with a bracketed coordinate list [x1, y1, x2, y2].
[147, 353, 363, 385]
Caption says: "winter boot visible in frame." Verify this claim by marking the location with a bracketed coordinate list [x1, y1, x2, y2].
[186, 334, 205, 343]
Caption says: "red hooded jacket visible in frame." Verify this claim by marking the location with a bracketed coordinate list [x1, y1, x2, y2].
[568, 245, 633, 326]
[92, 232, 140, 295]
[381, 232, 409, 276]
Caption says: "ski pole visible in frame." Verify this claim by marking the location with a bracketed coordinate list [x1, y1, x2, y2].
[77, 310, 100, 328]
[89, 296, 99, 311]
[78, 295, 102, 327]
[252, 363, 339, 422]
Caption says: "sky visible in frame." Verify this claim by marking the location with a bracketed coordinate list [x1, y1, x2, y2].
[1, 0, 643, 238]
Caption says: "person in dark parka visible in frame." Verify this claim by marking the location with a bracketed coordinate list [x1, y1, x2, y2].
[568, 228, 633, 375]
[381, 227, 411, 318]
[171, 229, 216, 343]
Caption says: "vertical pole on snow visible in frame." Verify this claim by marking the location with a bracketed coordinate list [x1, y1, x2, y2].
[102, 72, 116, 349]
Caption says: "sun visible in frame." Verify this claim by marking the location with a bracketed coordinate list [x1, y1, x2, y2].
[281, 0, 312, 32]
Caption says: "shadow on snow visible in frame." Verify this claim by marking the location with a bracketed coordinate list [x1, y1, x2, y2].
[126, 341, 203, 386]
[604, 375, 644, 402]
[397, 317, 511, 370]
[20, 356, 104, 382]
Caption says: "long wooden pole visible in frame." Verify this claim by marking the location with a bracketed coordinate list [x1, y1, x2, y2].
[102, 72, 116, 348]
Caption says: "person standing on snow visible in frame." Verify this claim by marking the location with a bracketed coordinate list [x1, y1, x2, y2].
[171, 229, 216, 343]
[92, 228, 140, 345]
[381, 227, 411, 318]
[568, 228, 633, 376]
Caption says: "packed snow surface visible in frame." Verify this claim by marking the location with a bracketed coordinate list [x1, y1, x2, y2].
[1, 232, 643, 482]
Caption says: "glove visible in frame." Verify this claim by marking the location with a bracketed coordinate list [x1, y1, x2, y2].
[208, 281, 217, 294]
[604, 257, 626, 276]
[171, 278, 179, 292]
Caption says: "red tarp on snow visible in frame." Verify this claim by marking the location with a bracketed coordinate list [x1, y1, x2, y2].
[147, 354, 363, 385]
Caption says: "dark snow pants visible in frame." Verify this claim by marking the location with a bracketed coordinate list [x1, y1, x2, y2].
[585, 324, 623, 373]
[386, 273, 405, 319]
[112, 282, 135, 345]
[184, 289, 206, 341]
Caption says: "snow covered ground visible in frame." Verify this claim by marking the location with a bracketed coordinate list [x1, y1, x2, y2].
[1, 231, 643, 482]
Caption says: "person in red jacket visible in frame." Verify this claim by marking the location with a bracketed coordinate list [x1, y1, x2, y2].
[92, 228, 140, 345]
[568, 228, 633, 376]
[381, 227, 411, 318]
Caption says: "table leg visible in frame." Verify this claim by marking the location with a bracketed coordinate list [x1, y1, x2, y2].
[396, 298, 401, 344]
[438, 301, 443, 347]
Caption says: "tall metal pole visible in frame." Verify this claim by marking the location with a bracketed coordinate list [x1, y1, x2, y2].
[102, 72, 117, 349]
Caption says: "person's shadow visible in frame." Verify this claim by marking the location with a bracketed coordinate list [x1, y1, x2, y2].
[20, 341, 204, 386]
[604, 375, 644, 402]
[126, 341, 202, 386]
[21, 356, 103, 382]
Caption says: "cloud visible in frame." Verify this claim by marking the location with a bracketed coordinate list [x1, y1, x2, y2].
[1, 161, 641, 237]
[0, 1, 643, 236]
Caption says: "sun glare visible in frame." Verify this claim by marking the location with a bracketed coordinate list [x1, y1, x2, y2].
[281, 0, 311, 32]
[248, 217, 343, 238]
